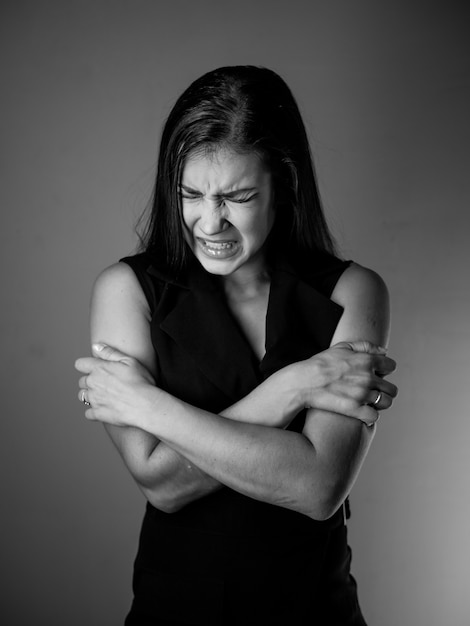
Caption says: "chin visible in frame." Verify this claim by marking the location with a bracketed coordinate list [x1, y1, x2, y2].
[196, 254, 241, 276]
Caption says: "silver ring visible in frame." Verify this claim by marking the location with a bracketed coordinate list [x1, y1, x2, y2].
[372, 391, 382, 406]
[81, 390, 91, 407]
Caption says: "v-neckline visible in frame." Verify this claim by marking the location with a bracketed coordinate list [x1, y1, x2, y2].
[152, 252, 347, 400]
[220, 282, 272, 367]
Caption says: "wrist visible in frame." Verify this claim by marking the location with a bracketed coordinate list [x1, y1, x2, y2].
[136, 384, 165, 432]
[290, 357, 324, 411]
[281, 362, 310, 415]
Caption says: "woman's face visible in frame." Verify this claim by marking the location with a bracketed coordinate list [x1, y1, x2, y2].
[180, 148, 275, 280]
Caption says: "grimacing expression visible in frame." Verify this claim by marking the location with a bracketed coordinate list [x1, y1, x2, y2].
[180, 148, 275, 279]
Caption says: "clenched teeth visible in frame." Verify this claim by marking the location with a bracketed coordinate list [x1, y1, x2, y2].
[203, 241, 235, 250]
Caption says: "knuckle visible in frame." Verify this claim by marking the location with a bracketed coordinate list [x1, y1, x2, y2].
[351, 386, 367, 402]
[360, 340, 373, 352]
[361, 405, 378, 425]
[359, 353, 373, 369]
[102, 362, 114, 375]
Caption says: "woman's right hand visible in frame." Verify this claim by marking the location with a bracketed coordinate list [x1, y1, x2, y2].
[294, 341, 398, 420]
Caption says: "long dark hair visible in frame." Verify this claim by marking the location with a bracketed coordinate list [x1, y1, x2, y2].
[138, 65, 337, 272]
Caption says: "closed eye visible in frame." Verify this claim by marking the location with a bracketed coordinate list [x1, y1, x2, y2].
[179, 188, 202, 200]
[227, 194, 258, 204]
[179, 191, 258, 204]
[180, 193, 201, 200]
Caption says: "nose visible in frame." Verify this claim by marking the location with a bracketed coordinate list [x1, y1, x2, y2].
[199, 200, 229, 235]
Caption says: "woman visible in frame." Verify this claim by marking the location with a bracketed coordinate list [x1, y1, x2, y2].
[75, 66, 397, 625]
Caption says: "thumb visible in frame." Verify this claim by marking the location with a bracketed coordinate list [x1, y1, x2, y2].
[332, 341, 387, 355]
[92, 343, 132, 363]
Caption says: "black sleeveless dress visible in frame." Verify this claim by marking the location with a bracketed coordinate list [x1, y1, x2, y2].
[120, 251, 367, 626]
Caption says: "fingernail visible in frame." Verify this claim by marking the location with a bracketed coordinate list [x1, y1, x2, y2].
[93, 343, 104, 352]
[378, 346, 388, 354]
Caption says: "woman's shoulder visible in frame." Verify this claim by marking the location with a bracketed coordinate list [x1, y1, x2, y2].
[92, 260, 149, 311]
[89, 260, 157, 372]
[333, 262, 388, 303]
[293, 247, 387, 302]
[98, 252, 173, 314]
[330, 263, 390, 336]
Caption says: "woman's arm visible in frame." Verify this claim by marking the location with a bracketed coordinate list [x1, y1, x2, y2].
[79, 262, 396, 519]
[297, 263, 392, 517]
[88, 263, 367, 512]
[87, 262, 221, 512]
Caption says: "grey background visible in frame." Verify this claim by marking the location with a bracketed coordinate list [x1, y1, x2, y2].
[1, 1, 469, 624]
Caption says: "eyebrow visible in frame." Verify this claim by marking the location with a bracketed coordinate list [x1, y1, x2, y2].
[179, 184, 258, 198]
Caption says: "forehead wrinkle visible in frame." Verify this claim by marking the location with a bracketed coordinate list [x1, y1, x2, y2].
[182, 154, 268, 197]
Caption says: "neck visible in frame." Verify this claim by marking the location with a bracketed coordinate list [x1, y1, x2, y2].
[221, 266, 271, 302]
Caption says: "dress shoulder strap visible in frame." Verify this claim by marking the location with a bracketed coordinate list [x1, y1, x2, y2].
[312, 255, 352, 298]
[288, 251, 352, 298]
[119, 253, 162, 315]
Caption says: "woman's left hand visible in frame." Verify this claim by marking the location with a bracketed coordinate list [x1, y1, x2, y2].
[75, 343, 156, 427]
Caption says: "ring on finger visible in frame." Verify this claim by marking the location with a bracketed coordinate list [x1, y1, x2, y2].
[372, 391, 382, 407]
[81, 389, 91, 407]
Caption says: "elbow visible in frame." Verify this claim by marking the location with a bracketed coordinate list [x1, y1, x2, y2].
[315, 480, 347, 521]
[133, 466, 186, 514]
[150, 498, 185, 515]
[296, 479, 347, 522]
[309, 497, 344, 522]
[145, 492, 185, 514]
[142, 486, 186, 514]
[132, 469, 179, 513]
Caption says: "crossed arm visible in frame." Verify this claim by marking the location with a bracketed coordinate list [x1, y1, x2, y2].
[75, 262, 397, 520]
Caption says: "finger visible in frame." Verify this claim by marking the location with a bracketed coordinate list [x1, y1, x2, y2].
[367, 389, 394, 411]
[354, 404, 380, 427]
[331, 341, 354, 352]
[332, 341, 387, 355]
[349, 341, 386, 354]
[327, 375, 397, 409]
[376, 378, 398, 398]
[84, 407, 97, 421]
[92, 343, 134, 364]
[78, 375, 88, 389]
[75, 357, 100, 373]
[374, 355, 397, 376]
[77, 388, 91, 405]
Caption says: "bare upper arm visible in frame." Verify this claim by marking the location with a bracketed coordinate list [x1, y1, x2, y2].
[329, 262, 390, 348]
[301, 263, 391, 454]
[90, 262, 157, 376]
[90, 262, 159, 471]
